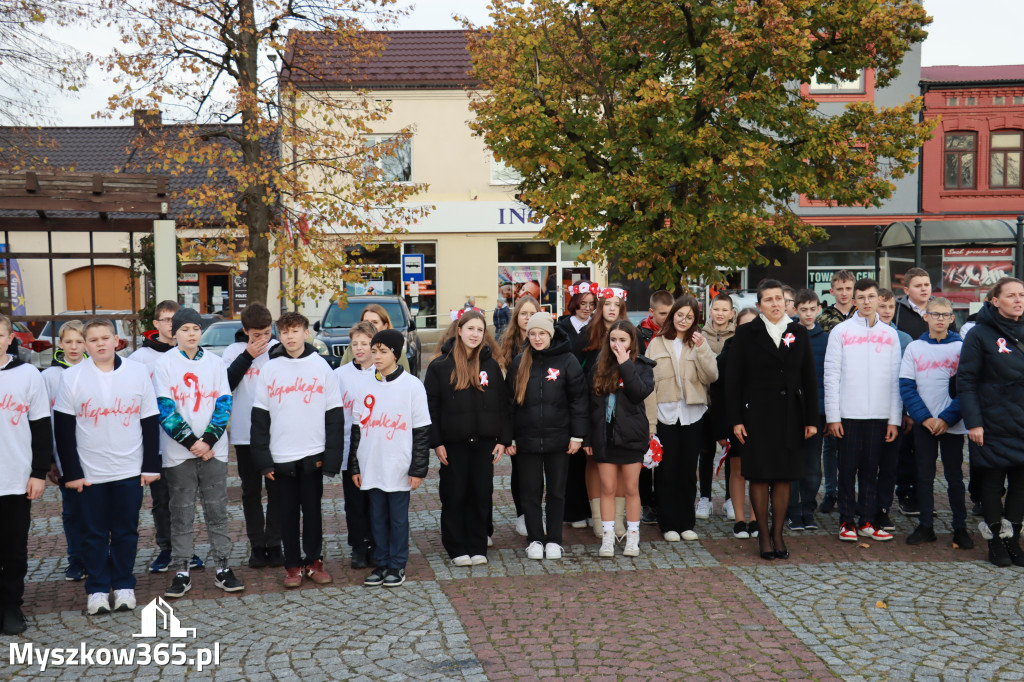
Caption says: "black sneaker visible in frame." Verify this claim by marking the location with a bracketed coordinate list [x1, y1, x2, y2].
[64, 559, 86, 582]
[747, 521, 759, 538]
[164, 573, 191, 599]
[787, 516, 804, 531]
[875, 511, 895, 532]
[971, 501, 984, 517]
[641, 506, 658, 525]
[214, 568, 245, 592]
[898, 497, 920, 516]
[382, 568, 406, 588]
[189, 554, 205, 569]
[952, 528, 975, 550]
[818, 494, 837, 514]
[905, 524, 937, 545]
[265, 546, 285, 567]
[247, 548, 268, 569]
[149, 549, 172, 573]
[363, 567, 386, 587]
[802, 515, 819, 530]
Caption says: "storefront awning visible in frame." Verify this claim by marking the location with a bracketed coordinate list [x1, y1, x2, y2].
[878, 219, 1020, 248]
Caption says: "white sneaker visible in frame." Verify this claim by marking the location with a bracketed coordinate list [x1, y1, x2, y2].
[452, 555, 472, 567]
[544, 543, 562, 560]
[598, 530, 615, 557]
[515, 515, 528, 537]
[723, 499, 735, 520]
[663, 531, 681, 542]
[112, 589, 136, 612]
[87, 592, 111, 615]
[570, 519, 588, 529]
[681, 530, 699, 541]
[470, 555, 488, 565]
[487, 536, 494, 547]
[526, 541, 544, 560]
[695, 497, 713, 519]
[623, 529, 640, 557]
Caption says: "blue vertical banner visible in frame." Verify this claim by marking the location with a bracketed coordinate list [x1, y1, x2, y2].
[0, 244, 26, 315]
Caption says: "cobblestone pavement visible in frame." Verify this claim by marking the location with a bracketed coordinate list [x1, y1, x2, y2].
[4, 453, 1023, 680]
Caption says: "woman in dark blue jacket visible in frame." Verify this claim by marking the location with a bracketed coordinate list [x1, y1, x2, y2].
[958, 276, 1024, 567]
[507, 312, 587, 561]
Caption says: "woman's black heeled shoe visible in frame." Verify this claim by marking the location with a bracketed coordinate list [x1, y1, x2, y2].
[772, 537, 789, 560]
[758, 537, 775, 561]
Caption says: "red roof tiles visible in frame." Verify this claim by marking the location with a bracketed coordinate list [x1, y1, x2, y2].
[921, 65, 1024, 84]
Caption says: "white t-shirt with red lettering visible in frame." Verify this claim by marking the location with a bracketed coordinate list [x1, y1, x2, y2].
[54, 356, 159, 484]
[222, 339, 278, 446]
[335, 361, 375, 471]
[252, 352, 342, 464]
[351, 370, 431, 493]
[0, 355, 51, 496]
[154, 350, 231, 467]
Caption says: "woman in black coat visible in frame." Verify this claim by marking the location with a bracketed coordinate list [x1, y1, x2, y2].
[958, 276, 1024, 567]
[507, 312, 588, 560]
[583, 320, 655, 558]
[726, 281, 818, 560]
[424, 312, 511, 566]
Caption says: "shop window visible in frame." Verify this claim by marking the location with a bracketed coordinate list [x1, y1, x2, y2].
[346, 241, 437, 328]
[491, 156, 523, 185]
[944, 132, 976, 189]
[990, 131, 1023, 189]
[498, 240, 594, 315]
[363, 134, 412, 183]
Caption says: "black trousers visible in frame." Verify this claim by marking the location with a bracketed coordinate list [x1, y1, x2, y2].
[276, 467, 324, 569]
[837, 419, 887, 524]
[698, 412, 716, 499]
[655, 421, 701, 533]
[342, 468, 372, 551]
[981, 465, 1024, 527]
[913, 426, 966, 529]
[564, 449, 590, 522]
[0, 494, 30, 608]
[439, 439, 495, 558]
[639, 466, 655, 507]
[510, 455, 523, 516]
[235, 444, 282, 550]
[517, 450, 570, 544]
[895, 429, 917, 501]
[876, 429, 902, 513]
[149, 474, 171, 552]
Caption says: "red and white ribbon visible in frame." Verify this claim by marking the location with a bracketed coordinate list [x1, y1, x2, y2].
[998, 338, 1012, 354]
[546, 368, 560, 382]
[568, 281, 600, 296]
[782, 332, 796, 348]
[479, 370, 489, 386]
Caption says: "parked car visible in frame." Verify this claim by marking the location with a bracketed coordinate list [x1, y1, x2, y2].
[314, 295, 421, 373]
[36, 310, 143, 367]
[199, 320, 293, 357]
[10, 321, 49, 367]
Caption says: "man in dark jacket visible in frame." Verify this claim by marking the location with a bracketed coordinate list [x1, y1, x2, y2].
[787, 289, 827, 530]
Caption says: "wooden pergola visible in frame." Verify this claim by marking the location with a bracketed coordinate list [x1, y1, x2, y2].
[0, 171, 175, 343]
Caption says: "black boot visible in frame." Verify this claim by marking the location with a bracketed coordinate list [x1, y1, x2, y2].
[265, 545, 285, 567]
[2, 606, 27, 636]
[1005, 524, 1024, 567]
[989, 539, 1012, 567]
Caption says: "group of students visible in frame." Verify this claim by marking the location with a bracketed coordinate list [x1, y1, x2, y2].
[3, 269, 1024, 636]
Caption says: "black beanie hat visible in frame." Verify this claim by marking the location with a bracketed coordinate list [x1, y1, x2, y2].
[171, 307, 203, 337]
[370, 329, 404, 364]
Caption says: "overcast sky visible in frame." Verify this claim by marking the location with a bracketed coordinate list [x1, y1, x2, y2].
[37, 0, 1024, 126]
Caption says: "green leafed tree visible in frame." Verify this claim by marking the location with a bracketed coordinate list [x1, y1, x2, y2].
[466, 0, 934, 290]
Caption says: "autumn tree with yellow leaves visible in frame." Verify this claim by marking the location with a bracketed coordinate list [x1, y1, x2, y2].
[466, 0, 935, 290]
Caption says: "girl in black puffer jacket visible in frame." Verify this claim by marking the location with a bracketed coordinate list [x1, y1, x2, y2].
[507, 312, 588, 560]
[958, 277, 1024, 567]
[583, 320, 655, 559]
[424, 312, 511, 567]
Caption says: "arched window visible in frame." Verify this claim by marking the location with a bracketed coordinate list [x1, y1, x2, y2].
[990, 130, 1022, 189]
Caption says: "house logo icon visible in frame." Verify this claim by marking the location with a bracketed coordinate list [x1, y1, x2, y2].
[133, 597, 197, 638]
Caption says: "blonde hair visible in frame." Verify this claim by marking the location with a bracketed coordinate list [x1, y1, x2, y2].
[59, 320, 85, 340]
[926, 297, 953, 312]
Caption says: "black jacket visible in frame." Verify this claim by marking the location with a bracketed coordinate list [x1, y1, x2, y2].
[894, 295, 958, 339]
[424, 338, 512, 447]
[347, 366, 431, 479]
[958, 302, 1024, 468]
[250, 342, 344, 476]
[585, 355, 655, 457]
[508, 327, 588, 454]
[556, 314, 589, 350]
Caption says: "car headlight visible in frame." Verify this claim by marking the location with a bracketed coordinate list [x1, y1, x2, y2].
[312, 338, 330, 356]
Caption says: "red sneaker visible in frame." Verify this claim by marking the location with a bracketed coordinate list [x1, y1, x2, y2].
[838, 521, 858, 542]
[304, 559, 333, 585]
[283, 567, 303, 588]
[858, 522, 893, 541]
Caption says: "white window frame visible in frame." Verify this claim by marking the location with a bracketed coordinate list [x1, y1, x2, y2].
[490, 155, 524, 186]
[363, 134, 413, 184]
[809, 70, 865, 94]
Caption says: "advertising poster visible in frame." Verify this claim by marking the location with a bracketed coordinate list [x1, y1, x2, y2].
[349, 280, 393, 296]
[807, 267, 875, 307]
[1, 244, 26, 315]
[498, 265, 549, 302]
[942, 247, 1014, 290]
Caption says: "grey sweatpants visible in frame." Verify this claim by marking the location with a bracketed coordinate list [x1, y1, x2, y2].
[164, 457, 232, 572]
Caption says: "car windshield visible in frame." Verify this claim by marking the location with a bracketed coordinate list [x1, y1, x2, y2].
[323, 302, 405, 330]
[200, 324, 241, 347]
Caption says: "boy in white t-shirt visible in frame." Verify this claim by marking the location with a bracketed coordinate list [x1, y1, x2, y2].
[55, 318, 161, 616]
[335, 321, 377, 569]
[251, 312, 343, 589]
[350, 329, 431, 589]
[154, 307, 239, 598]
[0, 314, 53, 635]
[222, 303, 282, 569]
[899, 297, 973, 549]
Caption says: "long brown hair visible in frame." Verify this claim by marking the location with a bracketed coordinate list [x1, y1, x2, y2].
[361, 304, 392, 329]
[659, 295, 700, 346]
[499, 295, 539, 367]
[513, 341, 539, 406]
[449, 312, 502, 390]
[592, 320, 639, 396]
[583, 296, 627, 352]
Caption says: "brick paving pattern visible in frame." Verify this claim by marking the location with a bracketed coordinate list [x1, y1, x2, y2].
[3, 453, 1023, 680]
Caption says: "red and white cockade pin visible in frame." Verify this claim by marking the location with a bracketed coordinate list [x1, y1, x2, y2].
[479, 370, 489, 386]
[546, 368, 560, 382]
[782, 332, 796, 348]
[997, 338, 1012, 354]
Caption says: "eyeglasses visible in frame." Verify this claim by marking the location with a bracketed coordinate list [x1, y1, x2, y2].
[157, 317, 174, 324]
[578, 301, 596, 309]
[676, 314, 695, 322]
[926, 312, 954, 320]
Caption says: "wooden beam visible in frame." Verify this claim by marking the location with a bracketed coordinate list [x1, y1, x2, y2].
[0, 217, 157, 232]
[0, 197, 166, 213]
[25, 172, 38, 192]
[0, 252, 139, 259]
[92, 174, 103, 194]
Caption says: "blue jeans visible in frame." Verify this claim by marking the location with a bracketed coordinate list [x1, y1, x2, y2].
[59, 483, 86, 568]
[822, 435, 838, 498]
[367, 489, 411, 570]
[789, 416, 824, 519]
[913, 425, 967, 529]
[80, 476, 144, 594]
